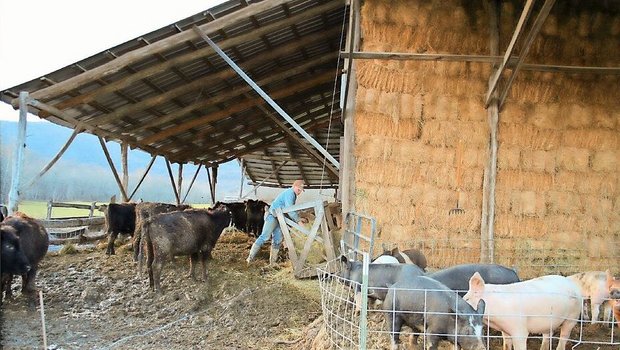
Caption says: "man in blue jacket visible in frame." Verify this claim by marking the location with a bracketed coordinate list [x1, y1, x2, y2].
[246, 179, 305, 264]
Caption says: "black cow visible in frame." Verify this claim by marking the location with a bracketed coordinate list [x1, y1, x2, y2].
[133, 202, 192, 263]
[0, 205, 7, 222]
[103, 203, 137, 255]
[215, 201, 246, 232]
[1, 213, 49, 301]
[143, 205, 232, 293]
[245, 199, 268, 237]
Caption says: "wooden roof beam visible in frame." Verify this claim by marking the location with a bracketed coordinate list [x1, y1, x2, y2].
[197, 27, 340, 171]
[140, 68, 336, 144]
[93, 44, 338, 129]
[285, 139, 310, 185]
[16, 0, 318, 106]
[33, 0, 343, 111]
[263, 149, 283, 186]
[339, 52, 620, 75]
[121, 28, 341, 133]
[498, 0, 555, 108]
[484, 0, 535, 106]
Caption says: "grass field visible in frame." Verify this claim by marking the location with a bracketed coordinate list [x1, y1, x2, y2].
[14, 200, 213, 219]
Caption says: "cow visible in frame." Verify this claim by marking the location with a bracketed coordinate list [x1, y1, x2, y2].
[245, 199, 268, 237]
[143, 205, 232, 294]
[132, 202, 192, 264]
[1, 225, 31, 303]
[215, 201, 246, 232]
[103, 202, 137, 255]
[0, 213, 49, 300]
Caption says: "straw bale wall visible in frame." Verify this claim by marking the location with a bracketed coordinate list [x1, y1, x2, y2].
[353, 0, 619, 271]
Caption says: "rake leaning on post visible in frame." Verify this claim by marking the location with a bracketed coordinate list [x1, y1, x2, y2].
[246, 179, 306, 265]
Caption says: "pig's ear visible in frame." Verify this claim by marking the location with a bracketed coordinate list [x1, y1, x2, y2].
[475, 299, 486, 315]
[607, 270, 614, 290]
[469, 272, 485, 292]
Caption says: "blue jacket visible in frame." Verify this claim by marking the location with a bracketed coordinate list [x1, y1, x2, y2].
[268, 187, 299, 221]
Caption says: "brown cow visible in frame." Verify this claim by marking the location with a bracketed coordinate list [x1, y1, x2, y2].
[143, 205, 232, 293]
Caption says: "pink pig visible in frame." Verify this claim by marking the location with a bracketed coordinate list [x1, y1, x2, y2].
[567, 270, 611, 323]
[463, 272, 582, 350]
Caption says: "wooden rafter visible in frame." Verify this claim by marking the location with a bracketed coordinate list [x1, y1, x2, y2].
[124, 28, 341, 133]
[141, 68, 336, 144]
[254, 102, 339, 180]
[485, 0, 535, 106]
[498, 0, 556, 108]
[14, 0, 307, 106]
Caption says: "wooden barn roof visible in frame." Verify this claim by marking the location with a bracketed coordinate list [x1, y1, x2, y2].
[0, 0, 346, 189]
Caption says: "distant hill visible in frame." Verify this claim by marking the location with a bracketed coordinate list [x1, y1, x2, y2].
[0, 120, 242, 202]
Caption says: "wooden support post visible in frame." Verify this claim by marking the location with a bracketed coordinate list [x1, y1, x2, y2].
[177, 163, 184, 205]
[210, 165, 218, 203]
[46, 200, 53, 220]
[128, 155, 156, 201]
[25, 127, 82, 189]
[182, 164, 202, 204]
[7, 92, 29, 215]
[98, 137, 129, 202]
[206, 167, 215, 204]
[341, 0, 360, 217]
[165, 159, 181, 205]
[121, 142, 129, 196]
[89, 202, 96, 218]
[481, 0, 501, 264]
[238, 160, 245, 199]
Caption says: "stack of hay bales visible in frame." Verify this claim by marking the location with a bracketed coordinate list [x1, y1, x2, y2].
[353, 0, 619, 275]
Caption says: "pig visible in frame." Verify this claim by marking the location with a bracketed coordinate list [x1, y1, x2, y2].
[143, 206, 232, 293]
[607, 270, 620, 329]
[463, 272, 582, 350]
[567, 271, 611, 323]
[383, 276, 486, 350]
[383, 246, 428, 271]
[1, 213, 49, 297]
[372, 255, 400, 264]
[1, 225, 31, 302]
[339, 255, 425, 301]
[427, 263, 520, 296]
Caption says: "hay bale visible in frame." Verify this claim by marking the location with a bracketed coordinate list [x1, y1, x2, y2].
[556, 147, 590, 172]
[59, 243, 78, 255]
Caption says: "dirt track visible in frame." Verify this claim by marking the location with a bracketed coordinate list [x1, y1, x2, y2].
[0, 230, 321, 349]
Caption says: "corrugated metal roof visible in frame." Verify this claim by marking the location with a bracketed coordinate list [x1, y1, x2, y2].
[1, 0, 346, 188]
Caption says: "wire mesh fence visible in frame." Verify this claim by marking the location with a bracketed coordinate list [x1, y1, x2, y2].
[317, 212, 620, 349]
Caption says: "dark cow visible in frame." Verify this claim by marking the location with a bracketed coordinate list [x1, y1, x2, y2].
[143, 205, 232, 293]
[103, 202, 137, 255]
[245, 199, 268, 237]
[0, 205, 7, 222]
[132, 202, 192, 263]
[215, 201, 246, 232]
[1, 225, 31, 303]
[1, 213, 49, 300]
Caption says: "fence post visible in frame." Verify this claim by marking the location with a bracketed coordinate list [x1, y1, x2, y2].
[359, 252, 369, 349]
[46, 200, 53, 220]
[89, 202, 96, 218]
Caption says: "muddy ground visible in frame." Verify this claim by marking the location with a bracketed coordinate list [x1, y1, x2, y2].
[0, 230, 322, 350]
[2, 228, 619, 350]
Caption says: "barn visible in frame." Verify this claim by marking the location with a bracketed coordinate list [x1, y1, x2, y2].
[341, 0, 620, 277]
[1, 0, 620, 348]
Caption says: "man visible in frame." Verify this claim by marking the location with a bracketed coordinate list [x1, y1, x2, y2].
[246, 179, 305, 264]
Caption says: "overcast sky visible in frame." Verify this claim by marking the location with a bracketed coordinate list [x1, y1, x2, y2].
[0, 0, 226, 122]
